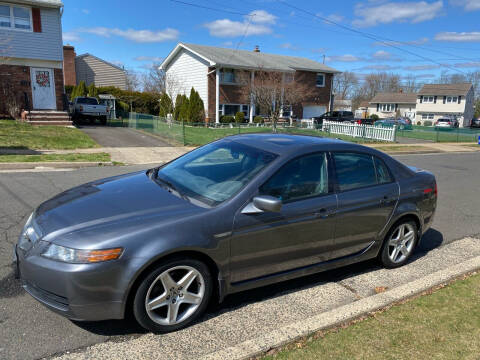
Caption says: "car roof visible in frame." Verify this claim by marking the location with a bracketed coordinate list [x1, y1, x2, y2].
[225, 133, 370, 156]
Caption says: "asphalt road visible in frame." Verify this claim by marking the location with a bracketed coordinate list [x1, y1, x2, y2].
[0, 152, 479, 359]
[78, 126, 171, 147]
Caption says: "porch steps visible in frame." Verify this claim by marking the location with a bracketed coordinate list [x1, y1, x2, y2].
[27, 111, 72, 126]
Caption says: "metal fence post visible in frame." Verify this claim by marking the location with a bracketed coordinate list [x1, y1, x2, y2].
[182, 119, 186, 146]
[435, 128, 439, 142]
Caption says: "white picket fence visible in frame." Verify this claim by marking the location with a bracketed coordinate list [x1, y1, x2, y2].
[322, 120, 397, 142]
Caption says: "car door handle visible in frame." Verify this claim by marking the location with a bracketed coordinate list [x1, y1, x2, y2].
[315, 208, 335, 219]
[380, 195, 396, 204]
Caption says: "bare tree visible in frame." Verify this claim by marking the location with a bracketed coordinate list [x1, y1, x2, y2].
[0, 34, 20, 118]
[243, 70, 316, 132]
[163, 72, 186, 120]
[333, 71, 358, 100]
[402, 74, 421, 93]
[125, 68, 141, 91]
[142, 63, 165, 94]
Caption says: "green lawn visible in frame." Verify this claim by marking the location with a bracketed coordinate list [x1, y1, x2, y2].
[0, 120, 98, 149]
[263, 272, 480, 360]
[0, 152, 111, 163]
[372, 145, 438, 153]
[397, 127, 480, 143]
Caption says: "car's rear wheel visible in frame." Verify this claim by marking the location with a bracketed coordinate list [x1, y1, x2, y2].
[133, 258, 212, 333]
[379, 220, 418, 268]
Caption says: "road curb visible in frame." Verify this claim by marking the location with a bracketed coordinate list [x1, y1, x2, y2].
[200, 255, 480, 360]
[0, 161, 113, 170]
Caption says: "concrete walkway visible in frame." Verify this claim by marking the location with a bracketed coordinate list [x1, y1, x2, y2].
[54, 236, 480, 360]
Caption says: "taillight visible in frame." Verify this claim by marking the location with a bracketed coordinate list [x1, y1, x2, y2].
[434, 183, 437, 197]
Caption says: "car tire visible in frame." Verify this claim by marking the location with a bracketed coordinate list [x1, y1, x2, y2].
[379, 220, 418, 269]
[133, 257, 212, 333]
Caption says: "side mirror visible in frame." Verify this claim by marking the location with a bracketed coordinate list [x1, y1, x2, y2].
[242, 195, 282, 214]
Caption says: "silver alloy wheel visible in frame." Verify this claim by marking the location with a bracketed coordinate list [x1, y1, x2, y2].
[388, 223, 415, 263]
[145, 265, 205, 326]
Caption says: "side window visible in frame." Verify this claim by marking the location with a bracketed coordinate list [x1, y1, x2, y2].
[374, 157, 393, 184]
[333, 153, 377, 191]
[260, 153, 328, 202]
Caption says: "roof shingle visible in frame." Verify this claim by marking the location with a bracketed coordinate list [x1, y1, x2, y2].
[163, 43, 340, 73]
[418, 83, 472, 96]
[369, 92, 417, 104]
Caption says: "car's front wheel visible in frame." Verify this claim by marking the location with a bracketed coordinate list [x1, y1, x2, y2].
[133, 257, 212, 333]
[379, 220, 418, 268]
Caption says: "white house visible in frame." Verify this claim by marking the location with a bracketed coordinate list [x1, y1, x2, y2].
[416, 83, 474, 127]
[368, 93, 417, 120]
[160, 43, 340, 123]
[0, 0, 69, 123]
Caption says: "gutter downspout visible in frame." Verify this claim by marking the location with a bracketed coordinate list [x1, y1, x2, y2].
[249, 71, 255, 123]
[215, 68, 220, 124]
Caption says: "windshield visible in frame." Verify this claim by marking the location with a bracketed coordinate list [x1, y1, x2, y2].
[156, 140, 277, 206]
[77, 97, 99, 105]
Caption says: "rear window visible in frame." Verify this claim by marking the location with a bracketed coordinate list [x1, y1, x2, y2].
[333, 153, 377, 191]
[76, 97, 99, 105]
[438, 119, 450, 122]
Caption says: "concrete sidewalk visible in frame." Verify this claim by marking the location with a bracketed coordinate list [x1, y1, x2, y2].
[54, 236, 480, 360]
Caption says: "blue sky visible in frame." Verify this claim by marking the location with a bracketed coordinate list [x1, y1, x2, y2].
[62, 0, 480, 82]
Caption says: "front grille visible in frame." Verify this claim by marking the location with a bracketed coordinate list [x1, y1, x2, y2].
[24, 281, 69, 311]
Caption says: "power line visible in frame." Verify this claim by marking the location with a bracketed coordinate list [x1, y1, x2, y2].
[276, 0, 468, 75]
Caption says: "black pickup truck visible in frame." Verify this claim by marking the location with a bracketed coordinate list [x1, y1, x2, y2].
[312, 111, 354, 125]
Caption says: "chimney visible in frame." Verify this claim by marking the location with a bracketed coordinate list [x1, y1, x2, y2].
[253, 45, 260, 53]
[63, 45, 77, 86]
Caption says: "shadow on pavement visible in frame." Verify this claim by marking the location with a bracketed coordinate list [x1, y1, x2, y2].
[68, 228, 444, 336]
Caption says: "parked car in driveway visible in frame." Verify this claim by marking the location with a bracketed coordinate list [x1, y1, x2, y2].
[355, 118, 375, 125]
[435, 118, 459, 129]
[71, 97, 108, 125]
[14, 134, 437, 333]
[471, 118, 480, 128]
[312, 111, 354, 126]
[375, 117, 413, 130]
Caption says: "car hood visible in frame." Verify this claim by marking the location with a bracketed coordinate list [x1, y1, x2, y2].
[34, 171, 200, 239]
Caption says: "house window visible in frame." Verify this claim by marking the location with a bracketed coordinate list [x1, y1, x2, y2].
[281, 105, 292, 118]
[380, 103, 395, 112]
[446, 96, 458, 103]
[284, 73, 294, 84]
[220, 104, 249, 116]
[421, 113, 434, 120]
[316, 73, 325, 87]
[423, 96, 434, 103]
[0, 4, 31, 31]
[220, 68, 236, 83]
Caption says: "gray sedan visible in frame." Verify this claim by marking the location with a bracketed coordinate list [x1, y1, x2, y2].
[14, 134, 437, 333]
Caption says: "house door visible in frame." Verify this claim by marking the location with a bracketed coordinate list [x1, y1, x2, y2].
[31, 68, 56, 109]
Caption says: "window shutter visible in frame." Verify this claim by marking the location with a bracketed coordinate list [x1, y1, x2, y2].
[419, 96, 423, 103]
[458, 96, 461, 104]
[32, 8, 42, 33]
[395, 104, 398, 111]
[376, 103, 379, 111]
[434, 96, 437, 104]
[443, 96, 446, 104]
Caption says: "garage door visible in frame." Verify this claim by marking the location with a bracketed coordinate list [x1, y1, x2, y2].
[303, 105, 327, 119]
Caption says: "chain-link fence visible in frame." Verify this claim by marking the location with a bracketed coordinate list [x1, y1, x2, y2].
[107, 113, 480, 146]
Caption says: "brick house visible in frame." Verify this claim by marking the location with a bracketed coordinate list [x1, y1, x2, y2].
[0, 0, 69, 124]
[160, 43, 340, 123]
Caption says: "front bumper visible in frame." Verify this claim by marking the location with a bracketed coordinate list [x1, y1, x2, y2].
[15, 243, 133, 321]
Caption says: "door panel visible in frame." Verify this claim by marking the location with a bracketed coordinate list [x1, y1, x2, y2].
[230, 194, 337, 283]
[333, 182, 398, 258]
[31, 68, 56, 109]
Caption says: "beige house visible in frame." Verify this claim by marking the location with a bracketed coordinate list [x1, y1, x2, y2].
[368, 93, 417, 120]
[416, 83, 474, 127]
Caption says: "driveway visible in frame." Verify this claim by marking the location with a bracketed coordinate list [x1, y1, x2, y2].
[1, 152, 480, 359]
[78, 126, 171, 147]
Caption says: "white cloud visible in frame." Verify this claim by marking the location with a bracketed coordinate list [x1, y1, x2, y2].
[404, 64, 440, 70]
[81, 9, 90, 14]
[134, 56, 163, 62]
[110, 60, 124, 67]
[326, 54, 365, 62]
[435, 31, 480, 41]
[450, 0, 480, 11]
[454, 61, 480, 67]
[204, 10, 276, 38]
[248, 10, 277, 24]
[63, 32, 80, 42]
[325, 14, 345, 23]
[372, 50, 392, 59]
[353, 1, 443, 27]
[373, 37, 429, 46]
[79, 27, 179, 43]
[356, 64, 399, 70]
[280, 42, 299, 50]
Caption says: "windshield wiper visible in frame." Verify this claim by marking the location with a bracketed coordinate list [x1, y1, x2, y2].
[155, 175, 191, 203]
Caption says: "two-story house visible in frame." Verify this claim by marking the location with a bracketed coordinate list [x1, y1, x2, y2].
[368, 92, 417, 120]
[160, 43, 340, 123]
[0, 0, 69, 124]
[416, 83, 474, 127]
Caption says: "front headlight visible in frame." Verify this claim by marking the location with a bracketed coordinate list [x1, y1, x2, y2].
[41, 243, 123, 263]
[18, 212, 38, 251]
